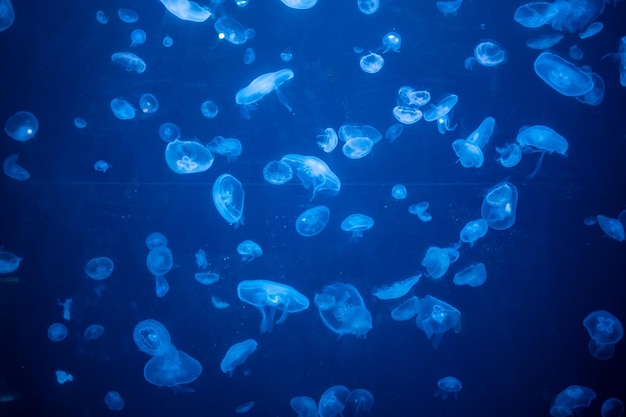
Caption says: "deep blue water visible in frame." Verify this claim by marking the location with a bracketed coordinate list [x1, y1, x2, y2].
[1, 0, 626, 416]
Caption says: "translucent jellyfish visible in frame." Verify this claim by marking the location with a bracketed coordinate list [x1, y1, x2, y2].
[139, 94, 158, 113]
[160, 0, 212, 22]
[602, 36, 626, 87]
[436, 0, 463, 15]
[459, 219, 488, 246]
[474, 41, 508, 66]
[48, 323, 68, 342]
[235, 69, 294, 118]
[575, 71, 604, 106]
[346, 389, 374, 415]
[280, 47, 293, 62]
[579, 21, 603, 39]
[57, 298, 72, 321]
[4, 111, 38, 141]
[391, 184, 407, 200]
[263, 160, 293, 185]
[235, 401, 254, 414]
[341, 214, 374, 240]
[398, 86, 431, 106]
[359, 52, 384, 73]
[243, 47, 255, 64]
[3, 154, 30, 180]
[415, 295, 462, 349]
[391, 296, 420, 321]
[146, 246, 173, 277]
[422, 94, 458, 122]
[200, 100, 219, 118]
[85, 257, 114, 280]
[110, 98, 136, 120]
[158, 122, 180, 142]
[495, 143, 522, 167]
[526, 33, 564, 49]
[195, 249, 208, 269]
[296, 205, 330, 237]
[569, 44, 584, 60]
[212, 296, 229, 309]
[534, 52, 593, 96]
[385, 123, 404, 142]
[213, 174, 245, 226]
[436, 111, 457, 134]
[453, 263, 487, 287]
[237, 240, 262, 261]
[601, 398, 624, 417]
[372, 274, 421, 300]
[94, 160, 111, 173]
[550, 385, 596, 417]
[409, 202, 432, 222]
[95, 10, 108, 24]
[481, 182, 519, 230]
[357, 0, 379, 14]
[0, 250, 22, 273]
[0, 0, 15, 31]
[514, 2, 558, 27]
[143, 346, 202, 387]
[165, 139, 214, 174]
[548, 0, 605, 33]
[207, 136, 242, 162]
[382, 32, 401, 53]
[583, 310, 624, 345]
[104, 391, 125, 411]
[434, 377, 462, 399]
[130, 29, 146, 47]
[317, 128, 338, 152]
[515, 125, 568, 178]
[342, 137, 374, 159]
[73, 117, 87, 128]
[392, 106, 423, 124]
[84, 324, 105, 340]
[145, 232, 168, 249]
[588, 338, 616, 360]
[596, 215, 625, 241]
[280, 154, 341, 198]
[237, 280, 310, 333]
[133, 319, 172, 356]
[290, 396, 318, 417]
[315, 282, 372, 338]
[421, 246, 452, 279]
[162, 35, 174, 47]
[338, 124, 382, 143]
[195, 272, 219, 285]
[451, 116, 495, 168]
[111, 52, 146, 73]
[220, 339, 257, 376]
[118, 8, 138, 23]
[55, 371, 73, 384]
[215, 16, 253, 44]
[281, 0, 318, 9]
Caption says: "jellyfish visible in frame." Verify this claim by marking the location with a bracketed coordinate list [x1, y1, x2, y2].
[526, 33, 564, 50]
[55, 371, 73, 384]
[146, 246, 173, 277]
[195, 249, 208, 269]
[372, 274, 421, 300]
[342, 137, 374, 159]
[213, 174, 245, 226]
[200, 100, 219, 118]
[481, 182, 519, 230]
[143, 346, 202, 387]
[315, 282, 372, 338]
[391, 296, 420, 321]
[515, 125, 568, 179]
[422, 94, 458, 122]
[534, 52, 593, 96]
[421, 246, 453, 279]
[408, 202, 432, 222]
[601, 398, 624, 417]
[281, 0, 318, 9]
[220, 339, 257, 376]
[145, 232, 168, 249]
[132, 319, 172, 356]
[434, 377, 462, 399]
[280, 47, 293, 62]
[4, 111, 38, 141]
[359, 52, 384, 73]
[159, 0, 212, 22]
[451, 116, 495, 168]
[212, 297, 230, 309]
[295, 206, 330, 237]
[84, 324, 105, 340]
[392, 106, 423, 124]
[3, 154, 30, 180]
[165, 139, 214, 174]
[357, 0, 379, 14]
[207, 136, 242, 162]
[48, 323, 68, 342]
[0, 0, 15, 31]
[139, 94, 158, 113]
[341, 214, 374, 240]
[391, 184, 407, 200]
[110, 52, 146, 73]
[243, 47, 255, 64]
[235, 69, 294, 118]
[453, 263, 487, 287]
[548, 0, 605, 33]
[158, 122, 180, 142]
[263, 160, 293, 185]
[317, 128, 338, 152]
[117, 8, 138, 23]
[382, 32, 401, 53]
[162, 35, 174, 47]
[236, 240, 262, 261]
[85, 257, 114, 280]
[104, 391, 125, 411]
[513, 2, 558, 28]
[73, 117, 87, 128]
[436, 111, 457, 134]
[495, 143, 522, 167]
[0, 250, 22, 273]
[385, 123, 404, 142]
[237, 280, 310, 333]
[290, 396, 318, 417]
[346, 389, 374, 416]
[459, 219, 488, 246]
[550, 385, 596, 417]
[110, 98, 136, 120]
[280, 154, 341, 198]
[415, 295, 462, 349]
[436, 0, 462, 15]
[130, 29, 146, 47]
[57, 298, 72, 321]
[583, 310, 624, 345]
[474, 41, 508, 66]
[235, 401, 254, 414]
[595, 215, 626, 241]
[94, 160, 111, 173]
[215, 16, 253, 44]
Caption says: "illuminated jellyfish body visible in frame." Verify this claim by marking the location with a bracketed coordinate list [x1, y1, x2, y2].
[146, 245, 173, 297]
[164, 139, 214, 174]
[237, 279, 310, 333]
[549, 0, 605, 33]
[495, 143, 522, 167]
[213, 173, 245, 226]
[385, 123, 404, 142]
[550, 385, 596, 417]
[96, 10, 108, 24]
[139, 93, 158, 114]
[437, 0, 463, 16]
[0, 0, 15, 31]
[579, 21, 603, 39]
[195, 272, 219, 285]
[453, 263, 487, 287]
[317, 128, 338, 153]
[357, 0, 379, 14]
[281, 0, 318, 9]
[595, 214, 626, 241]
[3, 154, 30, 180]
[393, 106, 422, 124]
[391, 184, 407, 200]
[55, 371, 73, 384]
[397, 86, 430, 106]
[163, 35, 174, 47]
[145, 232, 167, 249]
[295, 205, 330, 237]
[359, 52, 384, 73]
[602, 36, 626, 87]
[473, 41, 508, 67]
[315, 282, 372, 338]
[534, 52, 593, 96]
[0, 251, 22, 273]
[382, 32, 401, 53]
[435, 377, 462, 399]
[4, 111, 38, 141]
[391, 296, 420, 321]
[84, 324, 104, 340]
[421, 246, 453, 280]
[110, 98, 136, 120]
[290, 396, 318, 417]
[73, 117, 87, 128]
[263, 160, 293, 185]
[338, 124, 381, 159]
[200, 100, 219, 118]
[341, 214, 374, 240]
[215, 16, 254, 45]
[601, 398, 625, 417]
[515, 125, 568, 179]
[583, 310, 624, 355]
[280, 47, 293, 62]
[118, 8, 138, 23]
[143, 345, 202, 387]
[452, 116, 495, 168]
[48, 323, 68, 342]
[85, 256, 114, 280]
[207, 136, 242, 162]
[220, 339, 257, 376]
[236, 240, 262, 261]
[111, 52, 146, 73]
[130, 29, 146, 47]
[158, 122, 180, 142]
[243, 47, 255, 64]
[422, 94, 458, 122]
[104, 391, 125, 411]
[459, 219, 488, 246]
[159, 0, 212, 22]
[415, 295, 462, 349]
[235, 69, 294, 118]
[280, 154, 341, 198]
[481, 182, 518, 230]
[236, 402, 254, 414]
[372, 274, 421, 300]
[514, 2, 558, 27]
[346, 389, 374, 415]
[133, 319, 172, 356]
[436, 110, 457, 134]
[409, 202, 432, 222]
[526, 33, 564, 50]
[576, 71, 604, 106]
[319, 386, 350, 417]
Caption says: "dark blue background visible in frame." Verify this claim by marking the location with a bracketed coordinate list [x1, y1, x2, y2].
[1, 0, 625, 416]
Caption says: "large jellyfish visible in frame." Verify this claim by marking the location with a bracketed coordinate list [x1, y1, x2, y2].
[235, 69, 294, 118]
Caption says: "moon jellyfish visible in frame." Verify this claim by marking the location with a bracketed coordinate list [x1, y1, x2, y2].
[382, 32, 401, 53]
[341, 214, 374, 240]
[358, 0, 379, 14]
[295, 205, 330, 237]
[118, 8, 138, 23]
[481, 182, 518, 230]
[315, 283, 373, 338]
[146, 232, 168, 249]
[281, 0, 318, 8]
[215, 16, 253, 44]
[550, 385, 596, 417]
[95, 10, 108, 24]
[391, 296, 420, 321]
[583, 310, 623, 346]
[451, 116, 495, 168]
[73, 117, 87, 128]
[48, 323, 68, 342]
[391, 184, 407, 200]
[319, 385, 350, 417]
[235, 401, 254, 413]
[459, 219, 488, 246]
[110, 98, 136, 120]
[373, 274, 421, 300]
[280, 154, 341, 198]
[235, 69, 294, 118]
[104, 391, 125, 411]
[436, 112, 457, 134]
[143, 346, 202, 387]
[548, 0, 605, 33]
[139, 94, 158, 114]
[0, 250, 21, 273]
[85, 257, 114, 280]
[514, 2, 558, 27]
[409, 202, 432, 222]
[346, 389, 374, 415]
[359, 52, 384, 73]
[317, 128, 338, 152]
[575, 71, 604, 106]
[280, 47, 293, 62]
[158, 122, 180, 142]
[422, 94, 458, 122]
[84, 324, 105, 340]
[436, 0, 462, 15]
[133, 319, 172, 356]
[146, 246, 173, 277]
[243, 47, 255, 64]
[195, 272, 219, 285]
[415, 295, 462, 349]
[4, 111, 38, 141]
[160, 0, 212, 22]
[165, 139, 214, 174]
[474, 41, 508, 66]
[55, 371, 73, 384]
[111, 52, 146, 73]
[595, 214, 625, 241]
[385, 123, 404, 142]
[495, 143, 522, 167]
[212, 296, 230, 309]
[393, 106, 423, 124]
[213, 174, 245, 226]
[290, 396, 318, 417]
[579, 21, 603, 39]
[453, 263, 487, 287]
[534, 52, 593, 96]
[207, 136, 242, 162]
[0, 0, 15, 31]
[515, 125, 568, 178]
[130, 29, 146, 47]
[3, 154, 29, 180]
[93, 160, 111, 173]
[200, 100, 219, 119]
[398, 86, 431, 106]
[602, 36, 626, 87]
[220, 339, 257, 376]
[342, 137, 374, 159]
[263, 160, 293, 185]
[237, 240, 262, 261]
[421, 246, 453, 279]
[163, 35, 173, 47]
[435, 377, 462, 399]
[526, 33, 564, 50]
[601, 398, 624, 417]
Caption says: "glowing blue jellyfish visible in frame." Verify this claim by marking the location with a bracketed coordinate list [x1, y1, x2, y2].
[95, 10, 108, 24]
[207, 136, 242, 162]
[145, 232, 168, 249]
[421, 246, 453, 279]
[48, 323, 68, 342]
[281, 0, 318, 8]
[595, 214, 626, 241]
[220, 339, 257, 376]
[526, 33, 564, 50]
[84, 324, 105, 340]
[111, 52, 146, 73]
[495, 143, 522, 167]
[130, 29, 146, 47]
[110, 98, 136, 120]
[382, 32, 401, 53]
[359, 52, 384, 73]
[158, 122, 180, 142]
[163, 35, 173, 47]
[341, 214, 374, 240]
[357, 0, 379, 14]
[133, 319, 172, 356]
[0, 250, 21, 273]
[85, 257, 114, 280]
[437, 0, 462, 15]
[280, 154, 341, 198]
[55, 370, 73, 384]
[3, 154, 29, 180]
[602, 36, 626, 87]
[159, 0, 212, 22]
[235, 69, 294, 118]
[139, 94, 158, 114]
[434, 377, 462, 399]
[391, 184, 407, 200]
[342, 137, 374, 159]
[415, 295, 462, 349]
[392, 106, 423, 124]
[534, 52, 593, 96]
[409, 202, 432, 222]
[280, 47, 293, 62]
[213, 174, 245, 226]
[385, 123, 404, 142]
[73, 117, 87, 128]
[0, 0, 15, 31]
[474, 41, 508, 66]
[601, 398, 624, 417]
[317, 128, 338, 152]
[290, 396, 318, 417]
[296, 206, 330, 237]
[575, 71, 604, 106]
[550, 385, 596, 417]
[94, 160, 111, 173]
[4, 111, 38, 141]
[235, 401, 254, 414]
[372, 274, 421, 300]
[212, 297, 229, 309]
[548, 0, 605, 33]
[513, 2, 558, 28]
[200, 100, 219, 118]
[583, 310, 623, 345]
[459, 219, 488, 246]
[346, 389, 374, 415]
[143, 346, 202, 387]
[243, 47, 255, 64]
[436, 111, 457, 134]
[195, 272, 219, 285]
[263, 160, 293, 185]
[165, 139, 214, 174]
[215, 16, 254, 44]
[397, 86, 431, 106]
[422, 94, 458, 122]
[481, 182, 518, 230]
[195, 249, 208, 269]
[579, 22, 603, 39]
[515, 125, 568, 179]
[104, 391, 125, 411]
[569, 44, 584, 60]
[391, 296, 420, 321]
[57, 298, 71, 321]
[146, 246, 173, 277]
[237, 240, 262, 261]
[237, 280, 310, 333]
[315, 282, 372, 338]
[319, 386, 350, 417]
[453, 263, 487, 287]
[117, 8, 138, 23]
[451, 116, 495, 168]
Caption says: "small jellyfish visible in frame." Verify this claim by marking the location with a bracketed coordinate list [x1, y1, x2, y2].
[408, 202, 432, 222]
[393, 106, 423, 124]
[145, 232, 167, 249]
[200, 100, 219, 119]
[73, 117, 87, 128]
[118, 8, 138, 23]
[163, 35, 174, 47]
[130, 29, 146, 47]
[243, 47, 256, 64]
[437, 0, 462, 15]
[195, 249, 208, 269]
[317, 128, 338, 153]
[95, 10, 108, 24]
[358, 0, 379, 14]
[434, 376, 462, 399]
[57, 298, 72, 321]
[341, 214, 374, 240]
[110, 98, 136, 120]
[453, 263, 487, 287]
[158, 122, 181, 142]
[213, 174, 245, 225]
[359, 52, 384, 73]
[391, 184, 407, 200]
[104, 391, 125, 411]
[195, 272, 220, 285]
[385, 123, 404, 142]
[601, 398, 624, 417]
[3, 154, 30, 181]
[211, 296, 230, 309]
[263, 160, 293, 184]
[474, 40, 508, 66]
[85, 256, 114, 280]
[237, 240, 262, 261]
[295, 206, 330, 237]
[382, 32, 401, 53]
[94, 160, 111, 173]
[84, 324, 105, 340]
[235, 401, 254, 414]
[4, 111, 39, 141]
[139, 94, 158, 114]
[569, 44, 584, 60]
[280, 47, 293, 62]
[55, 370, 73, 384]
[48, 323, 68, 342]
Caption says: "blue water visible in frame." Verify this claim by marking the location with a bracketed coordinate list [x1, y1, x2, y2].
[1, 0, 625, 416]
